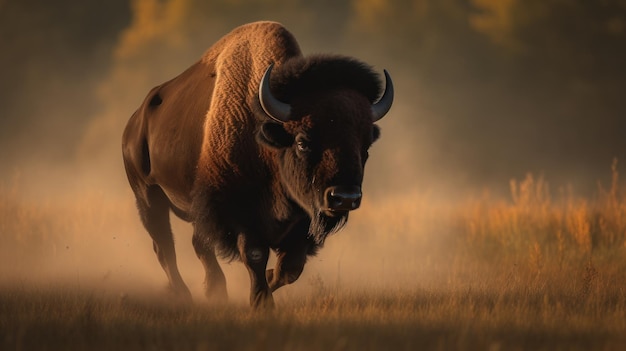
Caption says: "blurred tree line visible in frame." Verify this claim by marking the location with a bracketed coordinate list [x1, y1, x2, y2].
[0, 0, 130, 170]
[1, 0, 625, 193]
[347, 0, 626, 190]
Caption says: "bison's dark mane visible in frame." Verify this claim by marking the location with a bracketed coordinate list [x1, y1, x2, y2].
[270, 55, 383, 103]
[309, 211, 348, 245]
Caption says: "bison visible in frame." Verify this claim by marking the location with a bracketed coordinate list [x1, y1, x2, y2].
[122, 21, 393, 308]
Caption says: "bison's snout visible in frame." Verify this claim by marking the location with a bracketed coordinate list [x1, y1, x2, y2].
[324, 185, 362, 212]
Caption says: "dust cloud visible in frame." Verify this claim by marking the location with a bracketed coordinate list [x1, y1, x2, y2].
[1, 0, 626, 303]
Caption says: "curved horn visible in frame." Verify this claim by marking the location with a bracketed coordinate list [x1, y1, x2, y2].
[259, 63, 291, 123]
[371, 69, 394, 122]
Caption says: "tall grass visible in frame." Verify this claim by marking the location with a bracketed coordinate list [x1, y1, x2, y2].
[456, 160, 626, 269]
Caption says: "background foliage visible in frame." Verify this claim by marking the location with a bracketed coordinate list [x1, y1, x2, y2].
[1, 0, 625, 194]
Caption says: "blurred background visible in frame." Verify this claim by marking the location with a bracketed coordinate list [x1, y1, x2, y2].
[2, 0, 626, 197]
[2, 0, 626, 304]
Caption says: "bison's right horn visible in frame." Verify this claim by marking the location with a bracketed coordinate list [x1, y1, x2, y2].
[259, 63, 291, 123]
[371, 69, 394, 122]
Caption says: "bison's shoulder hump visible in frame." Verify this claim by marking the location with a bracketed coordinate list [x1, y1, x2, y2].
[201, 21, 300, 65]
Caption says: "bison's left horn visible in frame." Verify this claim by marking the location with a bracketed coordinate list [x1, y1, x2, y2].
[371, 70, 394, 122]
[259, 63, 291, 123]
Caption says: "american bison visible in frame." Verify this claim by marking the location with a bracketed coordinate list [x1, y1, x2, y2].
[122, 21, 393, 308]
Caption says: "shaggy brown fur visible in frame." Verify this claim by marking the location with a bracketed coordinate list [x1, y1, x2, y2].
[122, 21, 391, 309]
[268, 55, 382, 103]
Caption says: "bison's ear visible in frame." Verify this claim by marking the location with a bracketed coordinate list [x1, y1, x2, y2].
[257, 122, 294, 149]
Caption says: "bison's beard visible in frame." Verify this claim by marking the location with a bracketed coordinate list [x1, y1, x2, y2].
[308, 210, 349, 245]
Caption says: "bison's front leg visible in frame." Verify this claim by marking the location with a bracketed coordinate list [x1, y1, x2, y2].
[237, 234, 274, 309]
[266, 221, 312, 292]
[266, 248, 308, 292]
[265, 252, 306, 291]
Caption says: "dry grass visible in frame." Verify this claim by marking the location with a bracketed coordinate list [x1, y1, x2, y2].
[2, 163, 626, 350]
[2, 286, 625, 351]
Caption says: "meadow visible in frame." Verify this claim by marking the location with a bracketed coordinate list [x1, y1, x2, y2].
[1, 164, 626, 350]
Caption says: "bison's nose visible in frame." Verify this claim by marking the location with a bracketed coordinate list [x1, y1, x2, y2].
[324, 185, 362, 212]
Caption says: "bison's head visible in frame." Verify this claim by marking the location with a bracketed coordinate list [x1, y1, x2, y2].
[255, 56, 393, 243]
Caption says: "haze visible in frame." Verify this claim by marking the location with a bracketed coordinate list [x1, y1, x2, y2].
[1, 0, 625, 301]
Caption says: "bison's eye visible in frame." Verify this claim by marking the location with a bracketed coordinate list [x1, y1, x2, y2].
[296, 135, 311, 153]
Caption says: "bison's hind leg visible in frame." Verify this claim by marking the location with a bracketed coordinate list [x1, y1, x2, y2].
[191, 231, 228, 303]
[137, 186, 192, 303]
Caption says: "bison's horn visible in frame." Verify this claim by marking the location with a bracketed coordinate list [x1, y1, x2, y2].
[259, 63, 291, 123]
[371, 69, 394, 122]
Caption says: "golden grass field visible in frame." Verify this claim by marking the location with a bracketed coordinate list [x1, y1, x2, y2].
[2, 163, 626, 350]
